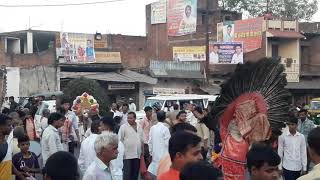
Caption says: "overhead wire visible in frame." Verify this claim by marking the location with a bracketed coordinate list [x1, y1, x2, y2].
[0, 0, 128, 7]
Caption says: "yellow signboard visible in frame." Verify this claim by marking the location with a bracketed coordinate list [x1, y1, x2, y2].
[172, 46, 206, 61]
[95, 52, 121, 63]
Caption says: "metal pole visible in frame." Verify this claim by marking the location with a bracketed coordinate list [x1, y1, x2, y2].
[205, 0, 210, 83]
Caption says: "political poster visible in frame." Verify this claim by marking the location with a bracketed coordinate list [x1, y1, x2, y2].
[167, 0, 197, 36]
[173, 46, 206, 61]
[234, 17, 264, 52]
[56, 32, 96, 63]
[216, 17, 264, 52]
[209, 42, 243, 64]
[223, 21, 235, 42]
[151, 1, 167, 24]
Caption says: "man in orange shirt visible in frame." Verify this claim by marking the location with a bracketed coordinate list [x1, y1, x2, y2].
[158, 131, 203, 180]
[157, 123, 197, 176]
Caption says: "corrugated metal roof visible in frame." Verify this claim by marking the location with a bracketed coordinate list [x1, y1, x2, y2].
[60, 70, 157, 84]
[150, 69, 204, 79]
[119, 70, 157, 84]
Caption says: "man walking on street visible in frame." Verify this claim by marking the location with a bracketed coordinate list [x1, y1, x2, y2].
[140, 106, 154, 167]
[78, 120, 101, 174]
[83, 132, 119, 180]
[120, 103, 129, 125]
[118, 112, 143, 180]
[278, 116, 307, 180]
[60, 100, 80, 154]
[148, 111, 171, 179]
[41, 112, 65, 165]
[129, 98, 136, 112]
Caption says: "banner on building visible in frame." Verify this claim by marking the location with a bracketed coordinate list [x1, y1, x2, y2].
[167, 0, 197, 36]
[56, 32, 96, 63]
[173, 46, 205, 61]
[217, 17, 264, 52]
[151, 1, 167, 24]
[95, 52, 121, 63]
[209, 42, 243, 64]
[153, 88, 185, 95]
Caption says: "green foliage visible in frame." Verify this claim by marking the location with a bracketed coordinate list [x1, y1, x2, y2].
[220, 0, 318, 20]
[62, 77, 110, 116]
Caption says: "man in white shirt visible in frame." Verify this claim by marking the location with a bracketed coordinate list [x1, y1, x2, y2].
[120, 103, 129, 125]
[231, 45, 243, 64]
[41, 112, 65, 165]
[118, 112, 144, 180]
[83, 132, 119, 180]
[129, 98, 137, 112]
[78, 120, 101, 174]
[111, 103, 122, 117]
[278, 116, 307, 180]
[99, 116, 125, 180]
[148, 111, 171, 179]
[35, 108, 50, 137]
[209, 45, 219, 64]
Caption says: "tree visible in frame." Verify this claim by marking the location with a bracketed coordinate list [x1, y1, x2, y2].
[220, 0, 318, 20]
[62, 77, 110, 116]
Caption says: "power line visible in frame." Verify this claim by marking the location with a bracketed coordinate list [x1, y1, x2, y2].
[0, 0, 127, 8]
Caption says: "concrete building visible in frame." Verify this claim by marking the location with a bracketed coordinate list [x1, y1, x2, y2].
[287, 22, 320, 105]
[58, 33, 156, 109]
[0, 30, 59, 99]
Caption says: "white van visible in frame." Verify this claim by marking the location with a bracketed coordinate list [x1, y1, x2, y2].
[136, 94, 218, 121]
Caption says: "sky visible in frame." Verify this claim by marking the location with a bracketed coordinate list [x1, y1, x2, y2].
[0, 0, 319, 36]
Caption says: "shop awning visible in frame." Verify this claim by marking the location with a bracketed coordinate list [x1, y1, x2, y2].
[267, 30, 305, 39]
[286, 79, 320, 90]
[61, 70, 157, 84]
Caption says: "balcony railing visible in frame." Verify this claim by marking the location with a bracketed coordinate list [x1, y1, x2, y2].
[150, 60, 201, 71]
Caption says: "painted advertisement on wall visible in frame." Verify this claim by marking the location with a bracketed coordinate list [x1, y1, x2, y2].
[173, 46, 205, 61]
[209, 42, 243, 64]
[167, 0, 197, 36]
[151, 1, 167, 24]
[56, 32, 96, 63]
[217, 17, 264, 52]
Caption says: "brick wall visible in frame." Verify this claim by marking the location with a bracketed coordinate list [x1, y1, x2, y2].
[0, 48, 55, 68]
[110, 35, 147, 69]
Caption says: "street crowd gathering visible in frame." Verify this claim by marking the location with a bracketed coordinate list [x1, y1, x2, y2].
[0, 59, 320, 180]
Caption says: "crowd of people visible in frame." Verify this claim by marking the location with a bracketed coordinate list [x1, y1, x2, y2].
[0, 95, 320, 180]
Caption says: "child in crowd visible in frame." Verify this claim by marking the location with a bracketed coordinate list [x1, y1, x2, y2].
[12, 135, 41, 180]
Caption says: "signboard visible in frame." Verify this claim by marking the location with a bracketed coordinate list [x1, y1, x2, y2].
[108, 84, 135, 90]
[153, 88, 185, 95]
[234, 17, 264, 52]
[56, 32, 96, 63]
[151, 1, 167, 24]
[209, 42, 243, 64]
[167, 0, 197, 36]
[217, 17, 264, 52]
[94, 35, 108, 49]
[95, 52, 121, 63]
[173, 46, 205, 61]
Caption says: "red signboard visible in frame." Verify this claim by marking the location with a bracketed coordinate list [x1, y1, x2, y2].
[233, 17, 264, 52]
